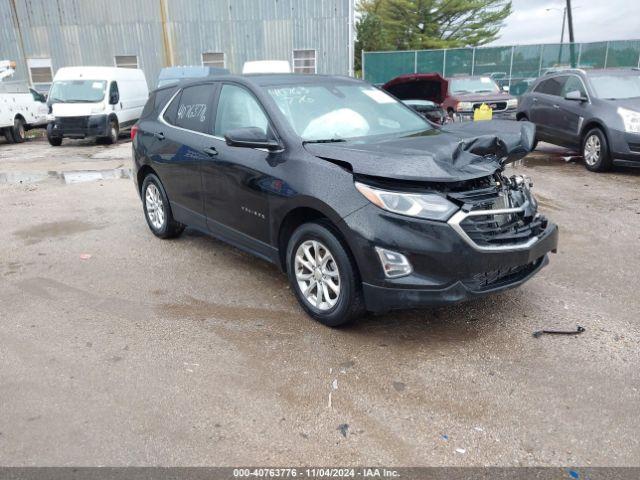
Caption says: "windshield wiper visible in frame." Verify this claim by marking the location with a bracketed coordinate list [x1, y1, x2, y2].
[303, 138, 347, 144]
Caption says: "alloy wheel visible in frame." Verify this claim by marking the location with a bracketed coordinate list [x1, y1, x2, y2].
[145, 183, 165, 230]
[294, 240, 341, 311]
[584, 134, 601, 166]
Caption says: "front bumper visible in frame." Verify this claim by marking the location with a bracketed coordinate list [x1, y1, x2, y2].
[49, 115, 110, 139]
[608, 129, 640, 165]
[343, 204, 559, 312]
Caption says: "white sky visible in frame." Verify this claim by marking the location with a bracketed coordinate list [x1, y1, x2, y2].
[490, 0, 639, 45]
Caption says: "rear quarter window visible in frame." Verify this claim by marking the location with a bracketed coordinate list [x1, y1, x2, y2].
[163, 90, 182, 125]
[534, 76, 566, 96]
[174, 84, 215, 134]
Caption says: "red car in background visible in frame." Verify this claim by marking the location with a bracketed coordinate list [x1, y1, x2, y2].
[382, 73, 519, 121]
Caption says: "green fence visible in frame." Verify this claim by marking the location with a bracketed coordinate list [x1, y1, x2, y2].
[363, 40, 640, 95]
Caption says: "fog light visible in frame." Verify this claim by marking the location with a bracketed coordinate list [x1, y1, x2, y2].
[375, 247, 413, 278]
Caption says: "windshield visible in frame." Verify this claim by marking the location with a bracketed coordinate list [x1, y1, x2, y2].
[589, 73, 640, 100]
[49, 80, 107, 103]
[266, 84, 430, 141]
[450, 77, 500, 94]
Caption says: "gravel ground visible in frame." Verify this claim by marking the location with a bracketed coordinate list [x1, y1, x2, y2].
[0, 136, 639, 466]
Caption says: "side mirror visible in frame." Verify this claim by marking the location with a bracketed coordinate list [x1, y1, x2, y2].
[502, 85, 510, 93]
[109, 93, 119, 105]
[565, 90, 587, 102]
[224, 127, 281, 151]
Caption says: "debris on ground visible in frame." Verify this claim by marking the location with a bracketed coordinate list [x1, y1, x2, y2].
[79, 253, 92, 260]
[533, 325, 585, 338]
[337, 424, 349, 438]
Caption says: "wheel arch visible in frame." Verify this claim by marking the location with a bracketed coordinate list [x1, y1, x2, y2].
[276, 204, 360, 276]
[580, 119, 609, 146]
[136, 164, 158, 196]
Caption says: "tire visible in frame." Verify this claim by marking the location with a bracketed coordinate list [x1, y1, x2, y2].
[102, 119, 119, 145]
[582, 128, 611, 172]
[141, 173, 185, 239]
[2, 127, 16, 143]
[518, 115, 538, 150]
[286, 221, 365, 327]
[47, 124, 62, 146]
[11, 118, 26, 143]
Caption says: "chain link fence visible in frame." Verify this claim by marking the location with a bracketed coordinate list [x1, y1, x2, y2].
[363, 40, 640, 95]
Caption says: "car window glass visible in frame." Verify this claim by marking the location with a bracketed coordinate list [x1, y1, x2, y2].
[141, 92, 156, 118]
[175, 84, 214, 133]
[214, 84, 268, 137]
[561, 76, 586, 97]
[534, 76, 566, 96]
[109, 81, 119, 99]
[163, 91, 182, 125]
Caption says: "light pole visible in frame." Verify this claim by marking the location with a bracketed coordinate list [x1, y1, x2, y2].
[566, 0, 576, 67]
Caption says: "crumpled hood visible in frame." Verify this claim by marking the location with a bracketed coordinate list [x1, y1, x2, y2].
[304, 120, 535, 183]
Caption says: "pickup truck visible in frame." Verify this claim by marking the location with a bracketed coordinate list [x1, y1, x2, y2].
[0, 82, 48, 143]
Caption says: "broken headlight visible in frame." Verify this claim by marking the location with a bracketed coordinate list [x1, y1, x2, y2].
[355, 182, 458, 221]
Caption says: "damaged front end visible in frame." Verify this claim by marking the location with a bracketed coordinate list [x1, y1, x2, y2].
[325, 120, 558, 311]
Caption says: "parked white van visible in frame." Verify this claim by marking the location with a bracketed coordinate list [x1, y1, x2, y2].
[47, 66, 148, 145]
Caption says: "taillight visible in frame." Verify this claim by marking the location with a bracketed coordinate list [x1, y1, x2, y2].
[130, 124, 139, 140]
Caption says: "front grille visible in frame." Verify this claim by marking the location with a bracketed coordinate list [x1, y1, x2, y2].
[59, 116, 89, 131]
[473, 101, 507, 112]
[459, 208, 547, 248]
[463, 257, 543, 290]
[448, 180, 546, 250]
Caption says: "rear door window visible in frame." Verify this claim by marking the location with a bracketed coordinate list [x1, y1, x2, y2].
[174, 84, 215, 134]
[534, 76, 566, 96]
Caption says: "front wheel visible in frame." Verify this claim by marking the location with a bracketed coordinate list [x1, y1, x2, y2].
[2, 127, 16, 143]
[582, 128, 611, 172]
[141, 174, 185, 239]
[47, 124, 62, 146]
[101, 120, 119, 145]
[286, 221, 365, 327]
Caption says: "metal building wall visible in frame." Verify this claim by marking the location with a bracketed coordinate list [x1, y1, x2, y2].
[0, 0, 352, 88]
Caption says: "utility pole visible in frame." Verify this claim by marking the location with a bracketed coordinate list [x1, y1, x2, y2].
[566, 0, 576, 67]
[557, 6, 566, 65]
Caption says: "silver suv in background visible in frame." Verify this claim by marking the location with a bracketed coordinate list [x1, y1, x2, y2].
[517, 68, 640, 172]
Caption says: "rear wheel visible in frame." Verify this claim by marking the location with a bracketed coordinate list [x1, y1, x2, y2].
[286, 221, 364, 327]
[582, 128, 611, 172]
[11, 118, 26, 143]
[518, 115, 538, 150]
[141, 173, 185, 239]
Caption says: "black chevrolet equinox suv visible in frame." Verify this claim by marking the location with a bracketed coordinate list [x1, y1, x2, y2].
[132, 74, 558, 326]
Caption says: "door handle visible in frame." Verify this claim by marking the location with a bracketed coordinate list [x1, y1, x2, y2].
[532, 97, 538, 103]
[153, 132, 165, 140]
[204, 147, 218, 156]
[553, 104, 560, 109]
